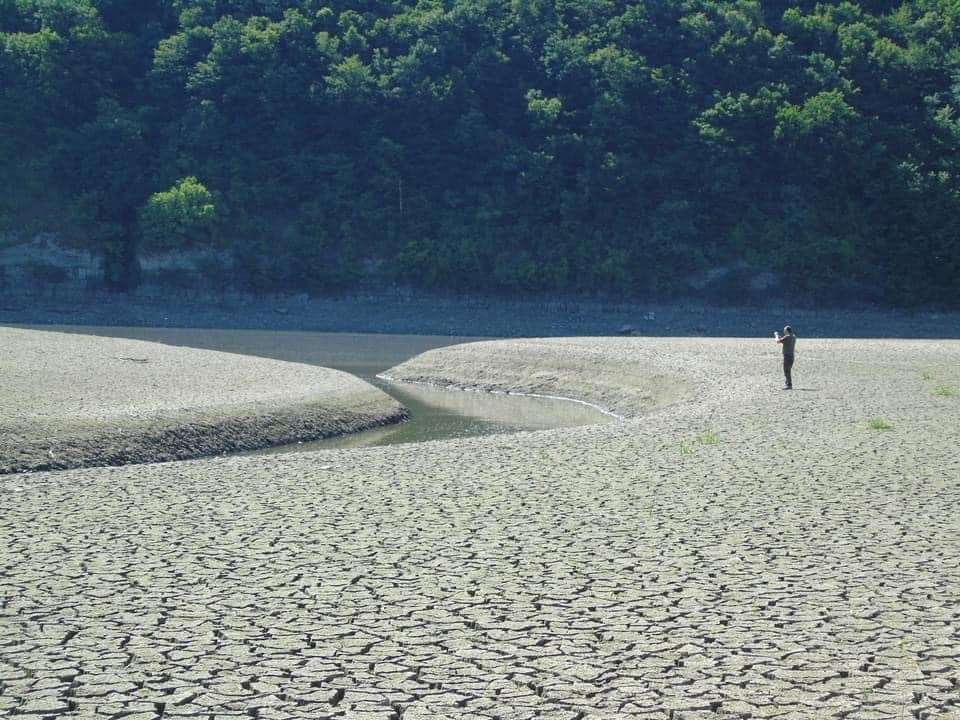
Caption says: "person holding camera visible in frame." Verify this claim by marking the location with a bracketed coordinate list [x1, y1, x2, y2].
[774, 326, 796, 389]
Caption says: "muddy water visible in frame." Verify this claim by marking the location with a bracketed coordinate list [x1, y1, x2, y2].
[22, 326, 609, 449]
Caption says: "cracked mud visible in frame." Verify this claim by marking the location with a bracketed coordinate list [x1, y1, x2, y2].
[1, 336, 959, 719]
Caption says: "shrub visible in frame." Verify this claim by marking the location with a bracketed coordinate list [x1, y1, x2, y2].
[140, 178, 217, 253]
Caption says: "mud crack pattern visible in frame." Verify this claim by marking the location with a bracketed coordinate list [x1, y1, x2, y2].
[1, 338, 959, 719]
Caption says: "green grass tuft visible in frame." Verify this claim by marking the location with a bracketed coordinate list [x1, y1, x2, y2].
[680, 431, 720, 453]
[867, 418, 893, 431]
[933, 385, 957, 397]
[920, 371, 934, 381]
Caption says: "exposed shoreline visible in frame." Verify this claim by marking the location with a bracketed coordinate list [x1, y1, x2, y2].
[381, 337, 700, 419]
[0, 327, 407, 474]
[3, 287, 959, 338]
[378, 372, 628, 419]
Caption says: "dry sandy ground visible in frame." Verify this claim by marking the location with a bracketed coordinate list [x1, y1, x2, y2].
[1, 336, 959, 719]
[0, 327, 405, 473]
[382, 338, 700, 418]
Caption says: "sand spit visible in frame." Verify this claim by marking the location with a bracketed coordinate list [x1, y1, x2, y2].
[382, 337, 706, 418]
[1, 337, 959, 718]
[0, 327, 406, 473]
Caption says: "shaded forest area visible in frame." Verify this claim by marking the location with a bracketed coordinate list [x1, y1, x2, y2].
[2, 0, 959, 305]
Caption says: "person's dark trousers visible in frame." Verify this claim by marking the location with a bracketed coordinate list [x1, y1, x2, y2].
[783, 356, 794, 389]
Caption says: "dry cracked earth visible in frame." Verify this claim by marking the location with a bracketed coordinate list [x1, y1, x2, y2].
[1, 336, 959, 719]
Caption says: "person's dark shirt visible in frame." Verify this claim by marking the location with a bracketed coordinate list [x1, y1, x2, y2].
[780, 334, 796, 358]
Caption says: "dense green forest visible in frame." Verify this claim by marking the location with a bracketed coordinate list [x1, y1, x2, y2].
[2, 0, 959, 304]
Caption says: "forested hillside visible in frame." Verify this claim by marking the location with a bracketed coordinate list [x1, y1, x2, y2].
[2, 0, 958, 304]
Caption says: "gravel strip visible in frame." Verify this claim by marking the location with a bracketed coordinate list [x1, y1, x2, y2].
[0, 327, 406, 473]
[1, 336, 959, 718]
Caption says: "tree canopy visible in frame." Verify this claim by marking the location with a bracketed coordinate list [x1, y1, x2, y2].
[2, 0, 958, 304]
[140, 177, 218, 252]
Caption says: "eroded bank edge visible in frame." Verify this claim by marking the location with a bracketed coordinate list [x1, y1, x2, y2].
[376, 372, 626, 421]
[2, 403, 409, 475]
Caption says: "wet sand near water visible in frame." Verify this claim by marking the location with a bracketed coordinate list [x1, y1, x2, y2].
[253, 380, 611, 452]
[14, 325, 612, 450]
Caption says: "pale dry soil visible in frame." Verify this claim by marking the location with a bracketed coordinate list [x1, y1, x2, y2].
[0, 327, 405, 473]
[2, 337, 959, 720]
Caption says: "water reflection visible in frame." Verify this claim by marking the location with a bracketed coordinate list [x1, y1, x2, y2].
[260, 378, 608, 453]
[13, 325, 611, 449]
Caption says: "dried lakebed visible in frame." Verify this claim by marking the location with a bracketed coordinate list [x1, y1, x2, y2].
[2, 335, 959, 719]
[5, 326, 611, 456]
[0, 327, 413, 474]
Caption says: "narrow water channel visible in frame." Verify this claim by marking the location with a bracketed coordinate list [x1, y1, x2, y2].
[19, 325, 609, 450]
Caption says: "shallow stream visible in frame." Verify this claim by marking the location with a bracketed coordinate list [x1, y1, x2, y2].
[23, 325, 609, 450]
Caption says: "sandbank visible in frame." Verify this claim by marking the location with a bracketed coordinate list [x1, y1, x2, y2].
[0, 327, 406, 473]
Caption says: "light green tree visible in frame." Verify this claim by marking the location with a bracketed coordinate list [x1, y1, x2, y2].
[139, 177, 217, 252]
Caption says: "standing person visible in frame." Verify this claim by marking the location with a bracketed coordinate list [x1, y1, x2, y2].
[774, 326, 797, 389]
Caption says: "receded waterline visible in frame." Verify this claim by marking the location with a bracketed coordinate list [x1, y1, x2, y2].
[16, 325, 611, 451]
